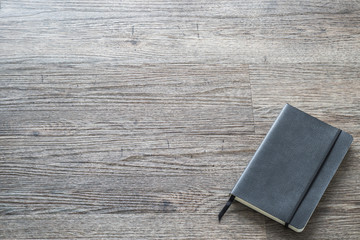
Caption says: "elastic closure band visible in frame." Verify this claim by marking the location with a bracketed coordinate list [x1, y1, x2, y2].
[285, 129, 342, 227]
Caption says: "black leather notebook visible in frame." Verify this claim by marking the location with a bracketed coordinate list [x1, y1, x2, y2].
[219, 104, 353, 232]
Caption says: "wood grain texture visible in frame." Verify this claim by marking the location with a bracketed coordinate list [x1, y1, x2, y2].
[1, 0, 360, 239]
[0, 64, 254, 217]
[0, 211, 267, 239]
[1, 0, 360, 66]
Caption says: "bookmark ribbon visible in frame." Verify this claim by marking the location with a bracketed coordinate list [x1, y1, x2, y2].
[218, 195, 235, 222]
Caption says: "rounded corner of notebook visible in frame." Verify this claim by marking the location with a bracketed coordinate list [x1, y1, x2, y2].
[290, 225, 305, 233]
[289, 220, 307, 233]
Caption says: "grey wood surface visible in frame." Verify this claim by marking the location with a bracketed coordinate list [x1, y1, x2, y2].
[0, 1, 359, 239]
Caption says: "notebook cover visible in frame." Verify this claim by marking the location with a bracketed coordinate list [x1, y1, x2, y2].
[230, 104, 353, 232]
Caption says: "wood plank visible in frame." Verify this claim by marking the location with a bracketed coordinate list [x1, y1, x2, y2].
[0, 64, 253, 162]
[0, 0, 360, 69]
[0, 161, 258, 215]
[0, 212, 267, 239]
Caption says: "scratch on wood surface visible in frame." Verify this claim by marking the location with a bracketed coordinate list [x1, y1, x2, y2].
[197, 23, 200, 38]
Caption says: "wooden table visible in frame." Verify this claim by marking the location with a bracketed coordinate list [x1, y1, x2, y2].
[1, 1, 359, 239]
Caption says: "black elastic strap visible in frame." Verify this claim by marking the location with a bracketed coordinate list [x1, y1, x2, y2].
[285, 129, 342, 228]
[218, 195, 235, 222]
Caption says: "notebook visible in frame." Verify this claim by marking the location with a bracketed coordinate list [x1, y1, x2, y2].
[218, 104, 353, 232]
